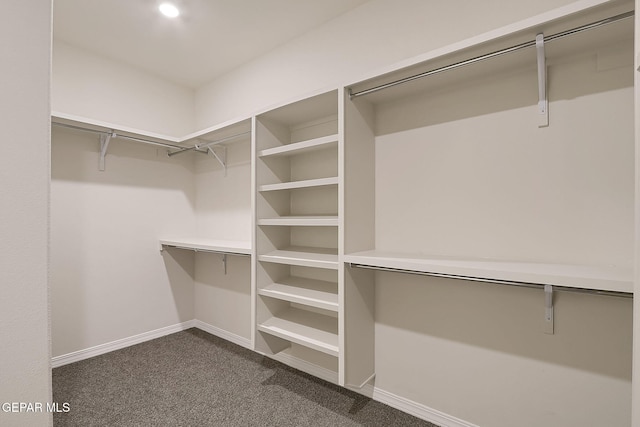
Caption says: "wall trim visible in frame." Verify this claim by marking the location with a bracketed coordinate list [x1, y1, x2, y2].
[359, 384, 479, 427]
[192, 319, 252, 350]
[51, 320, 196, 368]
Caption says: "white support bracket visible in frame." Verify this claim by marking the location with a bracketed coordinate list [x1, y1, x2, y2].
[544, 284, 554, 335]
[196, 140, 227, 176]
[222, 254, 227, 275]
[208, 145, 227, 176]
[98, 132, 114, 171]
[536, 33, 549, 128]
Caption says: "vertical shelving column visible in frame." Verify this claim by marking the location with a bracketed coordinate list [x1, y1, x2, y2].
[255, 90, 342, 384]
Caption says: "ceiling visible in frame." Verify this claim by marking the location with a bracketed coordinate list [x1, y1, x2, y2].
[53, 0, 369, 89]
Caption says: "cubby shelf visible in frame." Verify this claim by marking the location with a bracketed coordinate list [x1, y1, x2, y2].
[344, 251, 633, 293]
[257, 216, 339, 226]
[258, 134, 339, 158]
[257, 308, 339, 356]
[259, 277, 339, 311]
[259, 247, 339, 269]
[258, 177, 338, 192]
[267, 348, 339, 384]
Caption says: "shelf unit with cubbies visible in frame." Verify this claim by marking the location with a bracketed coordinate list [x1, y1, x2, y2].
[254, 90, 344, 384]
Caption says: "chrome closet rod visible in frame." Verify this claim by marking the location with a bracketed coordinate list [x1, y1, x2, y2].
[349, 10, 634, 99]
[52, 121, 201, 152]
[347, 263, 633, 298]
[167, 130, 251, 157]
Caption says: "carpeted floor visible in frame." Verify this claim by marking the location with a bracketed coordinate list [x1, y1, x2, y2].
[52, 328, 438, 426]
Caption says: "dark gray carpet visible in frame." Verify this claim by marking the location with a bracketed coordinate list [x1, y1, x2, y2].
[52, 328, 438, 426]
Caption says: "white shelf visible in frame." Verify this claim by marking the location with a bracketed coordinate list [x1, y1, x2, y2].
[267, 347, 338, 384]
[257, 216, 339, 227]
[159, 237, 251, 256]
[258, 134, 339, 158]
[259, 277, 338, 311]
[259, 247, 339, 269]
[346, 0, 634, 105]
[344, 250, 633, 293]
[258, 307, 339, 356]
[258, 177, 338, 192]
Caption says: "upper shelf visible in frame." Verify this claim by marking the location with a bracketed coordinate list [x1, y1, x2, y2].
[346, 0, 634, 105]
[52, 112, 252, 151]
[258, 177, 339, 192]
[258, 134, 339, 158]
[159, 237, 251, 256]
[344, 250, 633, 294]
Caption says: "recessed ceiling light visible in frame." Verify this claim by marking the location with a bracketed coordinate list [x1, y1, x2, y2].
[159, 3, 180, 18]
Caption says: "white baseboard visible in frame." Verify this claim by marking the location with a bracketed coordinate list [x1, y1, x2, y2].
[51, 320, 196, 368]
[192, 320, 252, 350]
[359, 384, 479, 427]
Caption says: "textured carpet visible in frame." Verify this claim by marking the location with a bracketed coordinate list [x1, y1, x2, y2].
[52, 328, 438, 426]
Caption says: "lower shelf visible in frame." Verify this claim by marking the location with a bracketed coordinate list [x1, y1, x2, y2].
[257, 307, 339, 356]
[259, 246, 339, 269]
[267, 346, 339, 385]
[259, 277, 339, 312]
[344, 250, 633, 294]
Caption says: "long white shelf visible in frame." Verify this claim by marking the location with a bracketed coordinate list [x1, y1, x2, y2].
[344, 250, 633, 294]
[258, 308, 339, 356]
[259, 277, 339, 311]
[159, 237, 251, 256]
[258, 177, 339, 192]
[258, 134, 339, 158]
[257, 216, 339, 227]
[52, 111, 252, 146]
[259, 247, 339, 269]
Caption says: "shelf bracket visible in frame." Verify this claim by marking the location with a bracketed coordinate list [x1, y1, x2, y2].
[222, 254, 227, 275]
[209, 145, 227, 176]
[98, 132, 115, 171]
[196, 139, 227, 176]
[544, 284, 554, 335]
[536, 33, 549, 128]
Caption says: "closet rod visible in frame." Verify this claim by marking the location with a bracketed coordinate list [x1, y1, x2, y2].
[347, 263, 633, 299]
[52, 121, 206, 153]
[167, 130, 251, 157]
[348, 10, 634, 99]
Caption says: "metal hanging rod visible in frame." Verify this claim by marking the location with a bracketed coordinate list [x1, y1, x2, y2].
[167, 130, 251, 157]
[347, 263, 633, 299]
[349, 10, 634, 99]
[52, 121, 203, 152]
[196, 131, 251, 149]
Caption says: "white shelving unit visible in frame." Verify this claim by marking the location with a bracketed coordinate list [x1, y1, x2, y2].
[254, 90, 345, 384]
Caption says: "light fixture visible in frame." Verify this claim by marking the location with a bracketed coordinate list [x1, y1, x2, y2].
[159, 2, 180, 18]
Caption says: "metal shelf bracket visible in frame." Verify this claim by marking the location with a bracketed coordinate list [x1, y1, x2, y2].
[99, 132, 115, 171]
[222, 254, 228, 275]
[544, 284, 554, 335]
[536, 33, 549, 128]
[200, 142, 227, 176]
